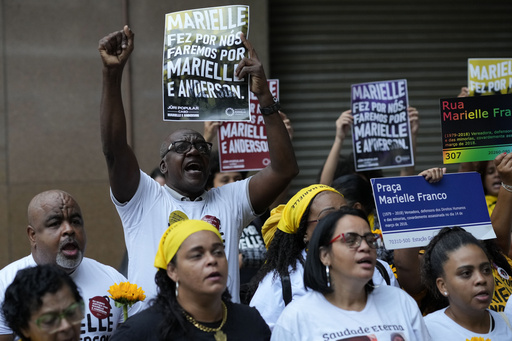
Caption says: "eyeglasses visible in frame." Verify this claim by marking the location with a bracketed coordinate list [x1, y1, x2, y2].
[164, 141, 213, 156]
[329, 232, 380, 249]
[35, 301, 84, 334]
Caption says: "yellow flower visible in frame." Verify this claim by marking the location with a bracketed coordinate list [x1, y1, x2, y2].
[466, 337, 490, 341]
[108, 282, 146, 304]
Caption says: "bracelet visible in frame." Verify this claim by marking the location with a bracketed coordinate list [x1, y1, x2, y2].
[260, 97, 281, 115]
[502, 182, 512, 193]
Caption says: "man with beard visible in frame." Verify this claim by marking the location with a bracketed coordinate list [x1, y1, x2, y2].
[98, 26, 298, 304]
[0, 190, 139, 341]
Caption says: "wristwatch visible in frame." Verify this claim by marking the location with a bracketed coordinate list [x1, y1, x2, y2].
[260, 97, 281, 115]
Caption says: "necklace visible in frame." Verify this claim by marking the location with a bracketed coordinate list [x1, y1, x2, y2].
[182, 301, 227, 341]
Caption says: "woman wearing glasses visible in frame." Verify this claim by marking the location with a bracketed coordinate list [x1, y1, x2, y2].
[271, 207, 430, 340]
[249, 185, 397, 331]
[248, 185, 346, 330]
[2, 265, 84, 341]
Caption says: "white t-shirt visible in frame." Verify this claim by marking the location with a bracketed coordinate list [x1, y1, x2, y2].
[505, 296, 512, 322]
[250, 250, 308, 331]
[0, 255, 140, 340]
[272, 286, 430, 341]
[250, 253, 398, 331]
[113, 170, 256, 304]
[425, 307, 512, 340]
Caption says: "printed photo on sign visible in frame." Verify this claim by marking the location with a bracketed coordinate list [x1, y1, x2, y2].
[440, 94, 512, 164]
[218, 79, 278, 171]
[351, 79, 414, 172]
[468, 58, 512, 96]
[371, 172, 494, 250]
[162, 5, 250, 121]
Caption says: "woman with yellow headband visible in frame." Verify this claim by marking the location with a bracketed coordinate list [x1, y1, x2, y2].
[271, 207, 430, 340]
[249, 184, 398, 331]
[111, 219, 270, 340]
[247, 184, 346, 330]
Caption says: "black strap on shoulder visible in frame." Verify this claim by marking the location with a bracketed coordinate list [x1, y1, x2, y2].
[280, 274, 292, 306]
[375, 261, 391, 286]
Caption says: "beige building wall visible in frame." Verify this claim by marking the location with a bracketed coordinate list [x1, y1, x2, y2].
[0, 0, 269, 269]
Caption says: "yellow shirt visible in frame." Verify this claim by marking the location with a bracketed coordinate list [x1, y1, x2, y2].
[490, 255, 512, 312]
[486, 194, 497, 216]
[485, 195, 512, 312]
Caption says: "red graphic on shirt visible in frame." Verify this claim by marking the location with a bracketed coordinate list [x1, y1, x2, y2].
[88, 296, 111, 319]
[202, 215, 221, 230]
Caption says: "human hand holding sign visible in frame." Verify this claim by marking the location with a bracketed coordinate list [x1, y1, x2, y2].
[235, 34, 273, 106]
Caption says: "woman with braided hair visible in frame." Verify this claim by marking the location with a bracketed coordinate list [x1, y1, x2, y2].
[421, 226, 512, 339]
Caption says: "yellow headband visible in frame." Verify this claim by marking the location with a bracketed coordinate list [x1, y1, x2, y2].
[154, 219, 223, 269]
[261, 184, 342, 248]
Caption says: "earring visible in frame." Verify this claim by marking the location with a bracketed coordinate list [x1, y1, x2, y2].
[443, 291, 448, 296]
[175, 281, 179, 297]
[326, 265, 331, 288]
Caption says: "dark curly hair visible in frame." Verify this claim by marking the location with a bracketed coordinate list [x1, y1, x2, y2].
[2, 264, 82, 339]
[245, 198, 314, 301]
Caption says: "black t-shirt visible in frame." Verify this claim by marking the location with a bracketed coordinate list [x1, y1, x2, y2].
[110, 301, 271, 341]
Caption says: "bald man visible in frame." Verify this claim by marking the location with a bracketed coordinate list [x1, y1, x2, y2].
[0, 190, 140, 341]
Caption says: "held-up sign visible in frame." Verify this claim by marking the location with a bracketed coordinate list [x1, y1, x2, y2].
[371, 172, 494, 250]
[440, 94, 512, 164]
[163, 5, 250, 121]
[351, 79, 414, 171]
[218, 79, 279, 172]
